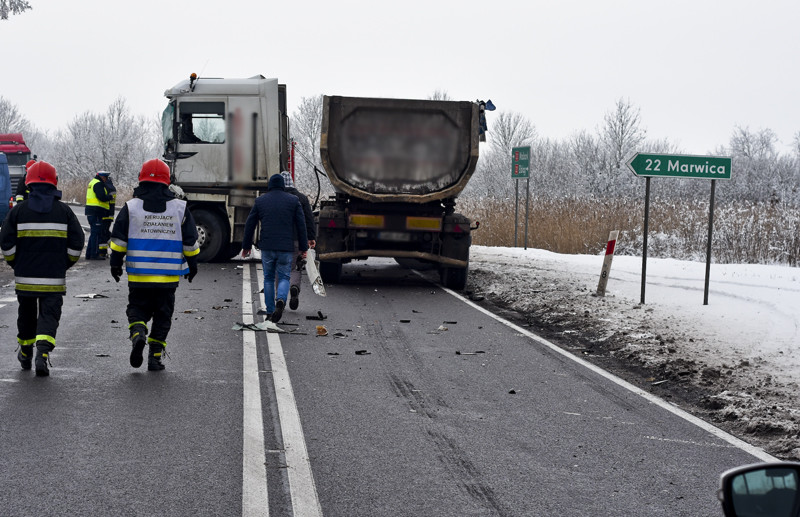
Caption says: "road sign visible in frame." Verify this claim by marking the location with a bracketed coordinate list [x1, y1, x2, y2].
[511, 146, 530, 178]
[627, 153, 731, 180]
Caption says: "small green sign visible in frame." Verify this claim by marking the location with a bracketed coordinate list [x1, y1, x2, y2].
[512, 146, 531, 178]
[627, 153, 732, 180]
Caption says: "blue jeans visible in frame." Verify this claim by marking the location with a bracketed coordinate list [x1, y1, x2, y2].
[261, 250, 293, 314]
[86, 214, 103, 259]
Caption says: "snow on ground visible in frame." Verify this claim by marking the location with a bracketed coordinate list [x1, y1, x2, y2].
[465, 245, 800, 458]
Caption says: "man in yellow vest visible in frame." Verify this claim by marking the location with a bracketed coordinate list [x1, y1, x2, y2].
[84, 171, 113, 260]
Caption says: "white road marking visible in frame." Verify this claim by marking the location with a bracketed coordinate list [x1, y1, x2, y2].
[242, 265, 270, 517]
[255, 265, 323, 517]
[645, 435, 737, 449]
[435, 279, 777, 462]
[0, 297, 16, 303]
[0, 304, 5, 309]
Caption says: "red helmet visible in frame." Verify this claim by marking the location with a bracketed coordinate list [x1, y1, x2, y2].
[25, 159, 36, 170]
[25, 161, 58, 186]
[139, 159, 170, 185]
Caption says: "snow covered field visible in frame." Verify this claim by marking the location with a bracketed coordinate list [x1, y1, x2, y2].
[466, 245, 800, 457]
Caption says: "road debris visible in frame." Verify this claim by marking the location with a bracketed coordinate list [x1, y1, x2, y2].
[316, 325, 328, 336]
[436, 325, 448, 332]
[508, 389, 517, 395]
[327, 352, 340, 356]
[355, 350, 371, 356]
[183, 309, 199, 314]
[455, 351, 485, 356]
[443, 321, 457, 325]
[306, 311, 327, 321]
[95, 354, 110, 358]
[399, 319, 411, 323]
[305, 249, 326, 297]
[74, 293, 108, 299]
[332, 332, 346, 338]
[232, 321, 287, 333]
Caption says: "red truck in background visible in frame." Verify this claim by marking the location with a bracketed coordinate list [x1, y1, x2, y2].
[0, 133, 33, 194]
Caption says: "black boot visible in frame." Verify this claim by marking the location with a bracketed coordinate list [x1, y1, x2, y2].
[34, 341, 55, 377]
[289, 286, 300, 310]
[271, 299, 285, 323]
[129, 323, 148, 368]
[148, 341, 166, 371]
[17, 343, 33, 370]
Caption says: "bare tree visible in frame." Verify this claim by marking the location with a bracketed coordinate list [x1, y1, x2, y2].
[0, 96, 30, 133]
[601, 98, 645, 171]
[0, 0, 31, 20]
[290, 95, 328, 198]
[794, 131, 800, 158]
[51, 98, 159, 186]
[427, 89, 453, 101]
[488, 111, 536, 155]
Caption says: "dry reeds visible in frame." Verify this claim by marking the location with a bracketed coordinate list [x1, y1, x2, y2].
[457, 196, 800, 265]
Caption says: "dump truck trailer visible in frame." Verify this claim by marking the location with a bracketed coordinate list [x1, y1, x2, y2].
[316, 96, 483, 290]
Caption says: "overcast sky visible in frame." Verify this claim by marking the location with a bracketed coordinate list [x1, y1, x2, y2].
[2, 0, 798, 154]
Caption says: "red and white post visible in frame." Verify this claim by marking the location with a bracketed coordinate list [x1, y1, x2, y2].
[596, 230, 619, 297]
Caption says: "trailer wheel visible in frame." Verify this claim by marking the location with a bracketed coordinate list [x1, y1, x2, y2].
[319, 261, 342, 284]
[193, 209, 228, 262]
[440, 264, 468, 291]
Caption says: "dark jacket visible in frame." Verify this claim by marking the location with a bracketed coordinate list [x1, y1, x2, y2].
[14, 177, 29, 202]
[85, 175, 114, 217]
[242, 175, 308, 253]
[110, 182, 199, 289]
[0, 184, 85, 296]
[104, 176, 117, 220]
[285, 186, 316, 241]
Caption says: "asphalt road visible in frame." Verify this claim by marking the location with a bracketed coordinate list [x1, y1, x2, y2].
[0, 226, 770, 516]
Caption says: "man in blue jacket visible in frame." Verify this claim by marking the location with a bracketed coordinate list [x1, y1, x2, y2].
[242, 174, 308, 323]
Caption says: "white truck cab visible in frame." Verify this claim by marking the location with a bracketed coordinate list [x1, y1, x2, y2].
[162, 74, 289, 261]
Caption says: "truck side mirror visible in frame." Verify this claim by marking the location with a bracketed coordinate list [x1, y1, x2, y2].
[719, 462, 800, 516]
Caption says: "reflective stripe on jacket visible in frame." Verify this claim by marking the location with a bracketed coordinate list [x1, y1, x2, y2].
[0, 193, 85, 296]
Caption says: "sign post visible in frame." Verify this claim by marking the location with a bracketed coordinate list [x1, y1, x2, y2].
[626, 153, 731, 305]
[511, 146, 531, 248]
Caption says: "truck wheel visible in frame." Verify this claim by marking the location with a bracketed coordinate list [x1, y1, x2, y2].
[319, 261, 342, 284]
[440, 264, 468, 291]
[193, 209, 228, 262]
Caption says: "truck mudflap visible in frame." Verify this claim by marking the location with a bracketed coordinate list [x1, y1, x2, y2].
[317, 249, 468, 268]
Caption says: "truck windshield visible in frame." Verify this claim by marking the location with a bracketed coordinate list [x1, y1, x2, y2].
[161, 103, 175, 148]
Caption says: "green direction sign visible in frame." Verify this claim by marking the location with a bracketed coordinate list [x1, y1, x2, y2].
[511, 146, 531, 178]
[627, 153, 732, 180]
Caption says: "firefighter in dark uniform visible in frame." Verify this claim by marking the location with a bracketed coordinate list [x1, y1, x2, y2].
[0, 161, 85, 376]
[109, 159, 199, 371]
[14, 159, 36, 203]
[85, 170, 113, 259]
[98, 174, 117, 259]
